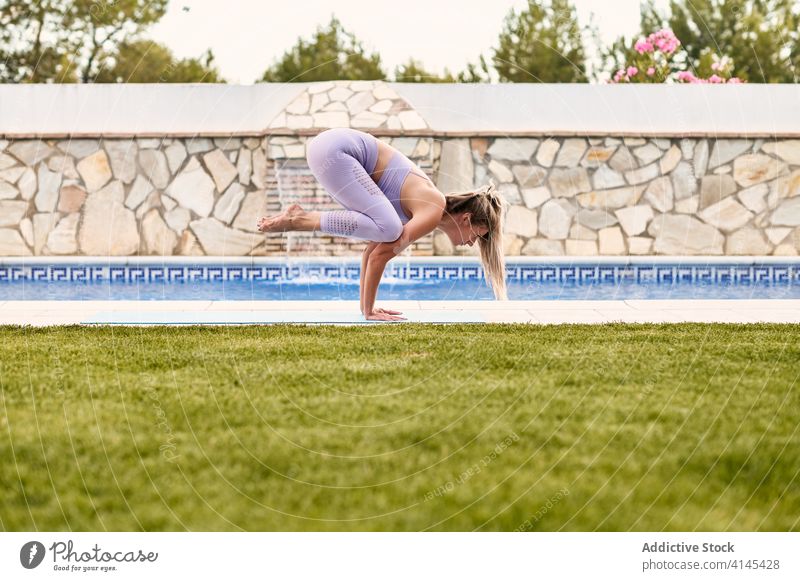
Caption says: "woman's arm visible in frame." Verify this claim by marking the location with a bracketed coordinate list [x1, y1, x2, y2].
[361, 247, 394, 318]
[360, 241, 379, 314]
[361, 211, 441, 320]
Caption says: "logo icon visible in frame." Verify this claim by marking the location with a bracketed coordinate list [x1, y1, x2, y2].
[20, 541, 45, 569]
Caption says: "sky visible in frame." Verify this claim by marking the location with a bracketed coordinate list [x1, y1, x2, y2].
[149, 0, 668, 84]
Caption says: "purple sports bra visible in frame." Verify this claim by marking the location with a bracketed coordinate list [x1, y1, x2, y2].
[374, 150, 432, 225]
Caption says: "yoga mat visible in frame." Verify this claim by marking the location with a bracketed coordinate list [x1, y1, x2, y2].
[81, 310, 486, 325]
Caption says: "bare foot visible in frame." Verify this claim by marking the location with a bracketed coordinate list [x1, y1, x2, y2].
[257, 204, 305, 233]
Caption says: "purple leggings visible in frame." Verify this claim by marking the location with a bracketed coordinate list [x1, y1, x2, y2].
[307, 128, 404, 243]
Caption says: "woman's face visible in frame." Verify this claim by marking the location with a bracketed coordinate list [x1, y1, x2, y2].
[448, 213, 489, 247]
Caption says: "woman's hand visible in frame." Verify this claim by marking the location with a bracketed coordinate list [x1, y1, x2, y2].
[374, 307, 403, 316]
[360, 213, 440, 321]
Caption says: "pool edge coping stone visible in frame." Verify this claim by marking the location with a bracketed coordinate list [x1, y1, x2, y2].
[2, 256, 800, 266]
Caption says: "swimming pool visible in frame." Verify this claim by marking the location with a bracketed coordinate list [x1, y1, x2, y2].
[2, 258, 799, 301]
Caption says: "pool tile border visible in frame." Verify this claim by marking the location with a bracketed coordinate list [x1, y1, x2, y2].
[0, 262, 799, 284]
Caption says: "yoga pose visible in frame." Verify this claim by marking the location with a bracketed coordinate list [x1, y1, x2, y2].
[257, 127, 507, 321]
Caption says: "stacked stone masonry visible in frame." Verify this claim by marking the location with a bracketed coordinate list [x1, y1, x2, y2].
[1, 80, 798, 256]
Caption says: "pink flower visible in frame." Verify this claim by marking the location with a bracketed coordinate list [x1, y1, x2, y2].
[635, 39, 654, 54]
[646, 29, 681, 56]
[622, 29, 743, 85]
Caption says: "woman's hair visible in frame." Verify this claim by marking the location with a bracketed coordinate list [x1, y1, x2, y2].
[443, 180, 508, 300]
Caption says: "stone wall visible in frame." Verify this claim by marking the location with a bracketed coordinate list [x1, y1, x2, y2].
[1, 79, 799, 257]
[1, 132, 799, 257]
[0, 132, 438, 256]
[436, 136, 800, 257]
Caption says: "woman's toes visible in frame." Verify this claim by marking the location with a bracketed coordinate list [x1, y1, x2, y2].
[258, 216, 275, 232]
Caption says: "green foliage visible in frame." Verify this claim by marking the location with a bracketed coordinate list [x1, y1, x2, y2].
[394, 59, 457, 83]
[93, 40, 225, 83]
[493, 0, 588, 82]
[604, 0, 800, 83]
[600, 1, 671, 82]
[260, 16, 386, 82]
[393, 57, 491, 83]
[664, 0, 799, 82]
[5, 2, 796, 86]
[0, 0, 85, 82]
[0, 0, 221, 83]
[5, 0, 170, 82]
[456, 55, 493, 83]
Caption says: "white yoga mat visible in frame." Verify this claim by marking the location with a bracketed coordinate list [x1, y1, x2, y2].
[81, 310, 486, 325]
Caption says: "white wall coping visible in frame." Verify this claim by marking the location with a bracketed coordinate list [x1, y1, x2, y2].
[1, 256, 799, 266]
[2, 83, 800, 138]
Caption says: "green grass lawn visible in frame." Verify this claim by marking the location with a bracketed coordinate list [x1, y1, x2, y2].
[0, 323, 798, 531]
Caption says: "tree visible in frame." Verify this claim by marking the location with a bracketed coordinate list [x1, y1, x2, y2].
[0, 0, 80, 82]
[393, 56, 493, 83]
[456, 55, 492, 83]
[492, 0, 588, 82]
[0, 0, 170, 83]
[259, 15, 386, 82]
[93, 40, 225, 83]
[394, 59, 457, 82]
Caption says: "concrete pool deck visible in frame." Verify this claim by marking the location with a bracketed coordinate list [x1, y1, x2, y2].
[1, 299, 800, 326]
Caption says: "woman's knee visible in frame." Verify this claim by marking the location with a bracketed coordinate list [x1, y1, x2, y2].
[305, 133, 326, 169]
[306, 128, 349, 172]
[376, 219, 403, 243]
[307, 128, 348, 154]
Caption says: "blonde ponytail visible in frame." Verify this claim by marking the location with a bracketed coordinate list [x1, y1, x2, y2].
[443, 180, 508, 300]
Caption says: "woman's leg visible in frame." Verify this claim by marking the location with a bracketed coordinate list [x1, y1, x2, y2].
[306, 129, 403, 243]
[257, 129, 403, 242]
[256, 203, 319, 233]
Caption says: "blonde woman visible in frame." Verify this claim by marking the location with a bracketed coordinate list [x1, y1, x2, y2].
[257, 127, 508, 321]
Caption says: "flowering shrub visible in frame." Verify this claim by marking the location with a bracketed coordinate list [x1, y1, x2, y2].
[610, 29, 743, 84]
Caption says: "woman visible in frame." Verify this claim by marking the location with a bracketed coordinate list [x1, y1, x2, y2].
[257, 127, 507, 321]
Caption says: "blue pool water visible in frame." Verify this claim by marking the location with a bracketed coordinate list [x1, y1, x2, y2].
[3, 269, 800, 300]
